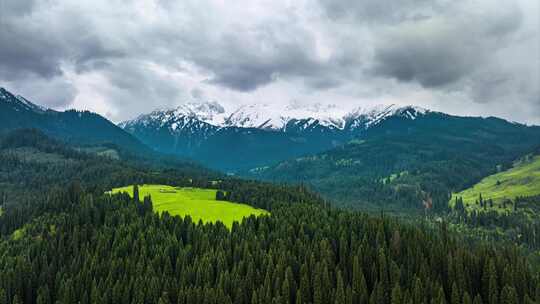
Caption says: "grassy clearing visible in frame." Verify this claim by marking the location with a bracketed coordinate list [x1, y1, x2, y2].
[451, 155, 540, 211]
[110, 184, 269, 229]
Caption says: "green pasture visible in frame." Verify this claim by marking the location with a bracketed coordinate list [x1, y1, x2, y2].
[110, 184, 269, 229]
[451, 155, 540, 211]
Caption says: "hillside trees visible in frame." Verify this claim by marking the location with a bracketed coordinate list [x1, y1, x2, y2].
[0, 185, 538, 304]
[0, 129, 539, 304]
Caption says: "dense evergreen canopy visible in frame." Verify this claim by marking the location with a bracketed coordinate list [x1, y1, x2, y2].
[0, 129, 539, 304]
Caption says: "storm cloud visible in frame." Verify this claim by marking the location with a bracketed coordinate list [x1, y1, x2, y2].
[0, 0, 537, 123]
[370, 0, 523, 87]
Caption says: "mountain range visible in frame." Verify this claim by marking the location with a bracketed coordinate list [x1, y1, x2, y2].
[120, 101, 428, 132]
[3, 87, 540, 211]
[119, 98, 540, 210]
[120, 101, 429, 170]
[248, 112, 540, 209]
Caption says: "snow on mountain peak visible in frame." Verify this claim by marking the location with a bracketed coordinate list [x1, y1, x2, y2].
[174, 100, 225, 118]
[15, 95, 48, 112]
[122, 100, 228, 132]
[0, 88, 48, 113]
[223, 102, 350, 130]
[224, 104, 288, 129]
[344, 104, 429, 130]
[121, 100, 430, 133]
[173, 101, 227, 126]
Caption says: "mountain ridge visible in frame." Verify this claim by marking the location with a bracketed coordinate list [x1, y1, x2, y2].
[0, 87, 149, 153]
[119, 101, 436, 170]
[247, 110, 540, 210]
[119, 99, 540, 173]
[120, 101, 431, 133]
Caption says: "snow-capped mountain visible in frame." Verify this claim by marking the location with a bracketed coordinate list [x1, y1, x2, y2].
[119, 101, 431, 171]
[344, 104, 428, 131]
[121, 101, 429, 134]
[120, 103, 220, 138]
[221, 102, 349, 130]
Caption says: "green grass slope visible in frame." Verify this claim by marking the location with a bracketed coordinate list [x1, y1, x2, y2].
[110, 184, 269, 228]
[452, 155, 540, 210]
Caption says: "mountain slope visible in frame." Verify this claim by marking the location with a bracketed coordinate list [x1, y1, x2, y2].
[120, 102, 429, 170]
[0, 128, 219, 206]
[248, 111, 540, 212]
[0, 87, 147, 152]
[452, 153, 540, 207]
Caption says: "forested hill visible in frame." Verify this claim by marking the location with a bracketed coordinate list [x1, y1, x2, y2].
[248, 112, 540, 213]
[0, 87, 148, 153]
[0, 131, 539, 304]
[0, 129, 319, 234]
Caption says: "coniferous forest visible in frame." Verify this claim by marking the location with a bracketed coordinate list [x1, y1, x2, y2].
[0, 129, 539, 304]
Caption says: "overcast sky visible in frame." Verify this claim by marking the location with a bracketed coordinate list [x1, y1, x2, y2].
[0, 0, 538, 124]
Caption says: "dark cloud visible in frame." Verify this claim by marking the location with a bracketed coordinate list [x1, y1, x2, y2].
[178, 22, 330, 92]
[0, 20, 64, 80]
[2, 0, 37, 16]
[370, 1, 523, 88]
[372, 40, 475, 88]
[72, 36, 125, 73]
[0, 0, 537, 124]
[318, 0, 437, 24]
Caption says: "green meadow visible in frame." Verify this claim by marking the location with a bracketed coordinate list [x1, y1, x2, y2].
[451, 155, 540, 211]
[110, 184, 269, 229]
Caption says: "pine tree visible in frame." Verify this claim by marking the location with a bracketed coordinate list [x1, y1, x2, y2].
[462, 292, 472, 304]
[473, 294, 483, 304]
[295, 288, 302, 304]
[37, 286, 51, 304]
[352, 256, 368, 304]
[313, 268, 323, 304]
[216, 190, 226, 201]
[499, 286, 517, 304]
[335, 271, 346, 304]
[434, 286, 447, 304]
[251, 290, 259, 304]
[451, 282, 460, 304]
[390, 284, 402, 304]
[482, 259, 498, 303]
[412, 277, 424, 304]
[299, 264, 311, 304]
[0, 289, 6, 304]
[370, 282, 385, 304]
[282, 273, 291, 304]
[345, 285, 353, 304]
[378, 249, 390, 303]
[523, 295, 535, 304]
[133, 184, 140, 202]
[11, 295, 22, 304]
[158, 292, 171, 304]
